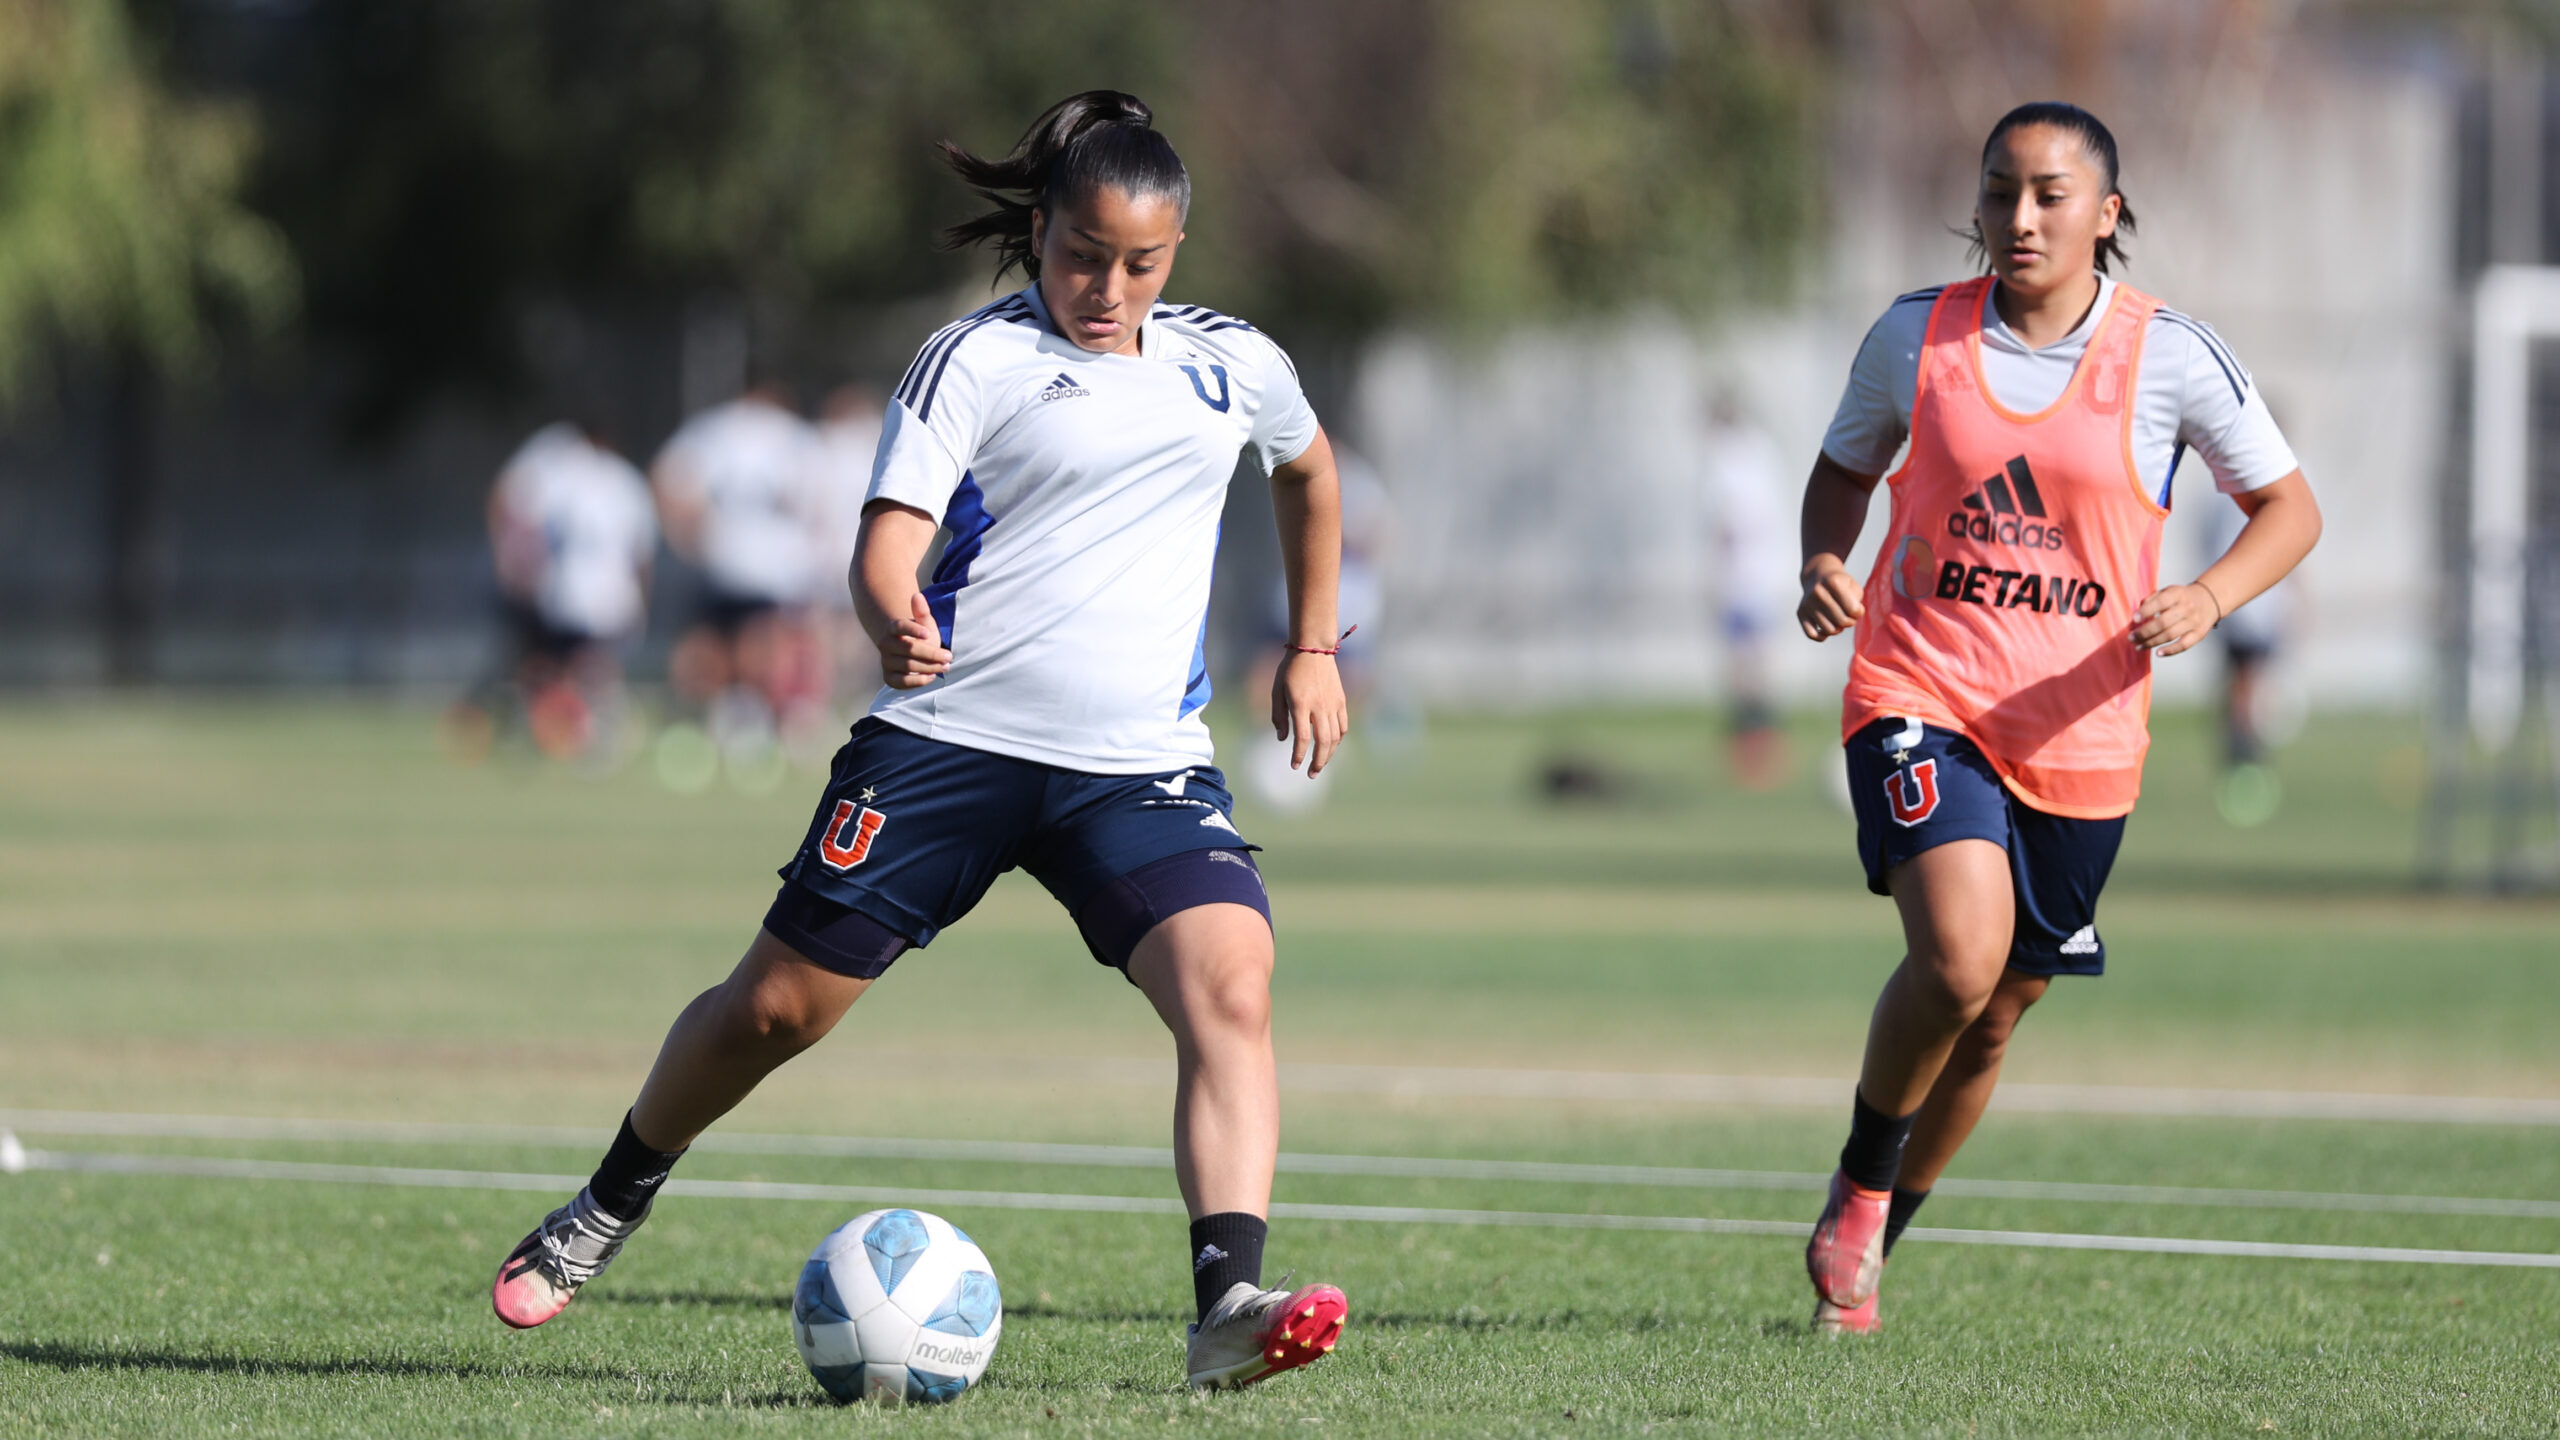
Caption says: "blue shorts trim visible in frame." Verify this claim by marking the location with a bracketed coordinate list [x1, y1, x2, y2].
[1845, 718, 2125, 976]
[775, 719, 1259, 965]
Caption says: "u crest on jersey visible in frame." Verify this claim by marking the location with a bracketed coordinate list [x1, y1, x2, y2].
[818, 801, 887, 871]
[1177, 363, 1230, 413]
[1884, 759, 1941, 827]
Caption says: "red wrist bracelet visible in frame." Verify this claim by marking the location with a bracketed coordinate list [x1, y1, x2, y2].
[1286, 625, 1357, 656]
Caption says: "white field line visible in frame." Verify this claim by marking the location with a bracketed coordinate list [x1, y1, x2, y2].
[15, 1148, 2560, 1271]
[7, 1109, 2558, 1221]
[1268, 1064, 2560, 1126]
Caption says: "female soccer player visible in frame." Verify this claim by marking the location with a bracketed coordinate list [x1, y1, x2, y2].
[1794, 102, 2322, 1333]
[491, 91, 1352, 1392]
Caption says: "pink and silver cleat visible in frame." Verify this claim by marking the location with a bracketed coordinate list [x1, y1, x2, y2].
[1812, 1271, 1882, 1336]
[1805, 1170, 1891, 1309]
[1185, 1280, 1349, 1390]
[491, 1188, 649, 1329]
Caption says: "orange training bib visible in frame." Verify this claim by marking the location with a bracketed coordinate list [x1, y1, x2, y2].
[1842, 276, 2166, 819]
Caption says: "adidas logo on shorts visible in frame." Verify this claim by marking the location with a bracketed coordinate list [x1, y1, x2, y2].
[2059, 925, 2100, 956]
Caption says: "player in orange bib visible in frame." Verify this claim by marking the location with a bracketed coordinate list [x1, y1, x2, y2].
[1793, 103, 2323, 1333]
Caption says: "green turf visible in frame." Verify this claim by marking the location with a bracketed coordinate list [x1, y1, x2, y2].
[2, 698, 2556, 1437]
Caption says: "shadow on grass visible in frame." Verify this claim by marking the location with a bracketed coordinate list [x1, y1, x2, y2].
[0, 1340, 859, 1411]
[0, 1339, 630, 1385]
[596, 1292, 1749, 1339]
[589, 1289, 791, 1312]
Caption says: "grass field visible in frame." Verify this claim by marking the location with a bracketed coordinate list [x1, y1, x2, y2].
[3, 698, 2557, 1437]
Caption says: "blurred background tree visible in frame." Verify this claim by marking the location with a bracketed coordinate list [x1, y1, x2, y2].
[149, 0, 1816, 428]
[0, 0, 294, 678]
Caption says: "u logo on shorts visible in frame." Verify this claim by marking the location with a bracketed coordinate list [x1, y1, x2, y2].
[819, 801, 887, 871]
[1884, 759, 1941, 827]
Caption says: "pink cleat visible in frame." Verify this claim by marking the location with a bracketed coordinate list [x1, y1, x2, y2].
[1186, 1280, 1349, 1390]
[1805, 1170, 1891, 1309]
[1812, 1269, 1882, 1336]
[491, 1188, 649, 1330]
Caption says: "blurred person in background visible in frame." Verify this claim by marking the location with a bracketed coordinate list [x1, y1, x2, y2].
[491, 91, 1350, 1392]
[651, 372, 828, 761]
[808, 381, 890, 723]
[1793, 102, 2320, 1335]
[1701, 384, 1797, 790]
[477, 419, 657, 762]
[2194, 410, 2298, 773]
[1246, 440, 1389, 811]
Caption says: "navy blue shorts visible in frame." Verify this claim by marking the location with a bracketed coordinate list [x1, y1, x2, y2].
[764, 719, 1270, 978]
[1845, 717, 2126, 977]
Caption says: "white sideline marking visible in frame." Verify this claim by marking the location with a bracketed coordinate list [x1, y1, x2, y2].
[7, 1110, 2559, 1220]
[1270, 1064, 2560, 1126]
[16, 1148, 2560, 1271]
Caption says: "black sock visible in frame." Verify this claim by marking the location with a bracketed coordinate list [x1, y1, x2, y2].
[1838, 1090, 1918, 1193]
[587, 1111, 686, 1222]
[1188, 1212, 1268, 1321]
[1882, 1187, 1930, 1257]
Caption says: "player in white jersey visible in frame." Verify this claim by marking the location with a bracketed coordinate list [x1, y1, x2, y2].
[651, 379, 828, 736]
[483, 421, 656, 759]
[493, 92, 1351, 1393]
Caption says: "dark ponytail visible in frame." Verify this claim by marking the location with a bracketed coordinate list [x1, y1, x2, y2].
[1966, 101, 2139, 275]
[938, 90, 1191, 281]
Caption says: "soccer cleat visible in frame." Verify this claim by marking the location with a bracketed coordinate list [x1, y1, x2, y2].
[1185, 1280, 1349, 1390]
[491, 1187, 649, 1329]
[1805, 1169, 1891, 1309]
[1812, 1270, 1882, 1336]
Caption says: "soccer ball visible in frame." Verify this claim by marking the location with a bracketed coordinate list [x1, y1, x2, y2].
[792, 1208, 1002, 1405]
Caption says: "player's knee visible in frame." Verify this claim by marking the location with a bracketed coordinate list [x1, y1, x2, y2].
[1904, 945, 2007, 1022]
[747, 994, 836, 1052]
[1968, 979, 2046, 1055]
[1195, 955, 1272, 1038]
[723, 972, 841, 1053]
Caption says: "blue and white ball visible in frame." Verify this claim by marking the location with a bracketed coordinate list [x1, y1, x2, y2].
[792, 1208, 1001, 1405]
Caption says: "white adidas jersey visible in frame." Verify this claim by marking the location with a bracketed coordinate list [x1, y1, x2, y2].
[863, 284, 1319, 773]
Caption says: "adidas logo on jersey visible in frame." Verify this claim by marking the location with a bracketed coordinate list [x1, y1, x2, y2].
[1947, 455, 2068, 550]
[2059, 925, 2100, 956]
[1038, 372, 1091, 402]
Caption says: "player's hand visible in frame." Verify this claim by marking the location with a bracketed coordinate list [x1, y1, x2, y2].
[1271, 648, 1350, 777]
[879, 592, 953, 689]
[2132, 583, 2219, 657]
[1797, 556, 1864, 641]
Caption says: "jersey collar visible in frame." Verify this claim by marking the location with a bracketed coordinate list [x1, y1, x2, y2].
[1979, 272, 2114, 359]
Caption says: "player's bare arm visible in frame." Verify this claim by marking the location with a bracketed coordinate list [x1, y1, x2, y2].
[2133, 469, 2322, 657]
[1797, 452, 1882, 640]
[851, 498, 952, 689]
[1269, 427, 1349, 776]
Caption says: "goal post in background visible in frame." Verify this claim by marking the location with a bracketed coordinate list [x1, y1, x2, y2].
[2424, 264, 2560, 889]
